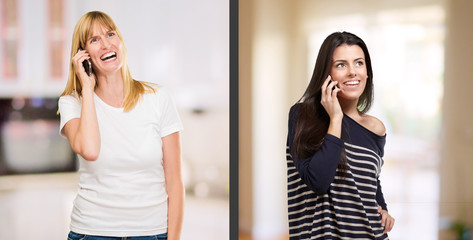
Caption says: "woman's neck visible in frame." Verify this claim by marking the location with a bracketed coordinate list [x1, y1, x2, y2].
[95, 71, 125, 108]
[339, 98, 361, 119]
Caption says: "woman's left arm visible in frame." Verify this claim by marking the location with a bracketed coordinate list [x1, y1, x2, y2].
[376, 179, 395, 233]
[163, 132, 184, 240]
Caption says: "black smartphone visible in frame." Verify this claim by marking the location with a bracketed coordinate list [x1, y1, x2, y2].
[328, 78, 337, 90]
[79, 48, 92, 76]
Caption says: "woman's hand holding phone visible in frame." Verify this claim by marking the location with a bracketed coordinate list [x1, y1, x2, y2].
[72, 48, 96, 92]
[321, 75, 342, 119]
[66, 49, 101, 162]
[321, 75, 343, 138]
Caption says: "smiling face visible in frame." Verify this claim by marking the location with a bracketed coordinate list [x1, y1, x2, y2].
[330, 44, 367, 102]
[85, 22, 123, 75]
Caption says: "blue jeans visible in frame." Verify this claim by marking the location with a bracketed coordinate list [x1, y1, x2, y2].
[67, 231, 167, 240]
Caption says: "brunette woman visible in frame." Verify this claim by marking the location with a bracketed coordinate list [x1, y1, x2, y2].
[286, 31, 394, 239]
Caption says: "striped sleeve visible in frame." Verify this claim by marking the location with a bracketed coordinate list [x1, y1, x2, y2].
[287, 104, 344, 195]
[286, 105, 390, 239]
[376, 178, 388, 211]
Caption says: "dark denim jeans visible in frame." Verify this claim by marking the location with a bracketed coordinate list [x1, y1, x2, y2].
[67, 231, 167, 240]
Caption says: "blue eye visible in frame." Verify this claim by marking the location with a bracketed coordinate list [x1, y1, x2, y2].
[90, 38, 98, 43]
[107, 32, 115, 37]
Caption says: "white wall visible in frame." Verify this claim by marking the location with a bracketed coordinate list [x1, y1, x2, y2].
[67, 0, 229, 110]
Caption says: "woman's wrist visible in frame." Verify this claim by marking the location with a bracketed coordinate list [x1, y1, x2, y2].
[331, 114, 343, 123]
[327, 117, 342, 138]
[81, 88, 94, 98]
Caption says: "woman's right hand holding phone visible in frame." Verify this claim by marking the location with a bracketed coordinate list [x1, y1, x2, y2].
[72, 49, 95, 92]
[321, 75, 343, 138]
[64, 49, 101, 161]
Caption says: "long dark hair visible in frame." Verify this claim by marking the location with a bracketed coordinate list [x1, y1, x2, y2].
[293, 31, 374, 173]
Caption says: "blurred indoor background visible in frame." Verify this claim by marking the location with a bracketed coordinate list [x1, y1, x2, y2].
[0, 0, 229, 239]
[239, 0, 473, 239]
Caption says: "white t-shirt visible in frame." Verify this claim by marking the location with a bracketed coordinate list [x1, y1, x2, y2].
[58, 86, 183, 237]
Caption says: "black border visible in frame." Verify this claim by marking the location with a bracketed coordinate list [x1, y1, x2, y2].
[229, 0, 238, 239]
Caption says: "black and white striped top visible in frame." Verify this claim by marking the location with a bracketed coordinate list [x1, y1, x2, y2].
[286, 104, 389, 240]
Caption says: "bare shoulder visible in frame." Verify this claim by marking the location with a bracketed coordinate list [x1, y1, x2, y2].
[361, 114, 386, 136]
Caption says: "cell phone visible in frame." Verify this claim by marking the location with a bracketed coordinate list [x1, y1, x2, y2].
[328, 78, 337, 91]
[79, 48, 92, 76]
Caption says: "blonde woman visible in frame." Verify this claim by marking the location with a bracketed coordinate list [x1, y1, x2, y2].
[58, 11, 183, 240]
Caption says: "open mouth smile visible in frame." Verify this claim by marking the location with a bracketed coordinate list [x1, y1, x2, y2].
[100, 52, 117, 62]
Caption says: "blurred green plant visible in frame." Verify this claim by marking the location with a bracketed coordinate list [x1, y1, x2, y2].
[451, 220, 472, 240]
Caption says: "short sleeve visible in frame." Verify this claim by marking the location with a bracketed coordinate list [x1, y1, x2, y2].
[155, 87, 183, 137]
[58, 95, 81, 138]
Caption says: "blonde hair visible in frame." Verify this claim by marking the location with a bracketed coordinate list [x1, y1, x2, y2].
[59, 11, 155, 112]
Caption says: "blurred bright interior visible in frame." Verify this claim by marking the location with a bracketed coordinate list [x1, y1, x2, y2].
[239, 0, 473, 239]
[306, 6, 444, 239]
[0, 0, 228, 239]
